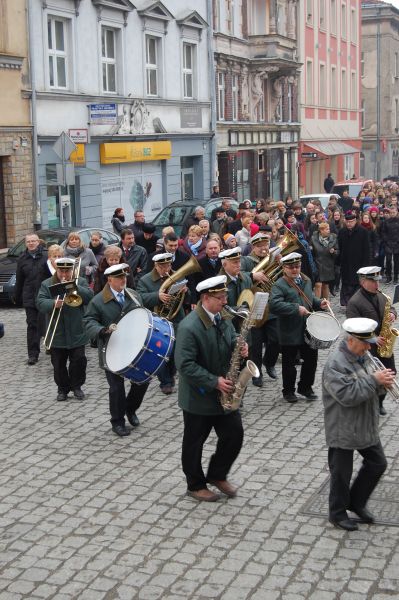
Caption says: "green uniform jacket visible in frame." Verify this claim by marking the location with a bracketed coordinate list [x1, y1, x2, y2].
[83, 284, 142, 368]
[136, 269, 185, 324]
[36, 275, 93, 348]
[175, 302, 237, 415]
[240, 253, 277, 322]
[220, 268, 253, 307]
[269, 275, 322, 345]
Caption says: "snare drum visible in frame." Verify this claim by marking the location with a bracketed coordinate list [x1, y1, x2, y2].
[305, 312, 341, 350]
[105, 308, 175, 383]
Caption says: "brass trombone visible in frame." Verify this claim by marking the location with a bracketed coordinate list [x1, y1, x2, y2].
[43, 259, 83, 350]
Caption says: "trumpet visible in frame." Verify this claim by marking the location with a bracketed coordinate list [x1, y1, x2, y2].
[43, 259, 83, 350]
[366, 351, 399, 402]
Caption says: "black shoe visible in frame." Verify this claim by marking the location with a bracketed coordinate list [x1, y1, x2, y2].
[266, 366, 277, 380]
[112, 425, 131, 437]
[160, 385, 173, 395]
[283, 393, 298, 403]
[379, 404, 387, 416]
[329, 518, 359, 531]
[56, 392, 68, 401]
[127, 412, 140, 427]
[297, 387, 318, 400]
[330, 289, 337, 297]
[349, 506, 375, 524]
[252, 376, 263, 387]
[28, 356, 38, 365]
[73, 388, 85, 400]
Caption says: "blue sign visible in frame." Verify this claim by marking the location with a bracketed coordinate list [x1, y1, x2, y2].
[89, 103, 117, 125]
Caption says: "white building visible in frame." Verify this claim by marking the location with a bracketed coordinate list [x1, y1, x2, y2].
[30, 0, 213, 229]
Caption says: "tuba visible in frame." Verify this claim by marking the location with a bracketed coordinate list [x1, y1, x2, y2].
[155, 255, 202, 320]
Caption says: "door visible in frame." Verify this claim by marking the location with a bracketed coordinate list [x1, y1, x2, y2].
[181, 169, 194, 200]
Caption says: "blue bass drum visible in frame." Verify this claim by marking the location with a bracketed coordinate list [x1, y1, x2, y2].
[104, 308, 175, 383]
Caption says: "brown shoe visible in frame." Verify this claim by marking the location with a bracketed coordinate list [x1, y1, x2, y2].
[208, 479, 238, 497]
[187, 488, 220, 502]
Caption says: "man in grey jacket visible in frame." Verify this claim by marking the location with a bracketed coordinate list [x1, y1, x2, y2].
[322, 317, 395, 531]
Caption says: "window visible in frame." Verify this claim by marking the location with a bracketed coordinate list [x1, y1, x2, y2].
[351, 8, 356, 42]
[306, 60, 313, 104]
[351, 71, 356, 108]
[361, 52, 365, 77]
[145, 36, 159, 96]
[341, 3, 347, 39]
[395, 52, 399, 78]
[226, 0, 234, 35]
[331, 65, 337, 106]
[217, 72, 225, 120]
[319, 0, 326, 29]
[183, 43, 195, 99]
[331, 0, 337, 34]
[396, 98, 399, 130]
[361, 99, 365, 129]
[47, 17, 68, 89]
[341, 68, 347, 107]
[306, 0, 313, 24]
[287, 82, 294, 122]
[101, 27, 117, 93]
[232, 74, 238, 121]
[319, 63, 326, 106]
[213, 0, 220, 30]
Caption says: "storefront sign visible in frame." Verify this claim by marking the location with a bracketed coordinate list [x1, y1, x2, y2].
[69, 144, 85, 165]
[89, 103, 117, 125]
[180, 106, 202, 128]
[100, 141, 172, 164]
[68, 129, 88, 144]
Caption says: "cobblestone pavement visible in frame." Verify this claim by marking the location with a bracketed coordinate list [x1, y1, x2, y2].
[0, 288, 399, 600]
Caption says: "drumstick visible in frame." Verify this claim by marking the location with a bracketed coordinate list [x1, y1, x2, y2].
[322, 298, 336, 319]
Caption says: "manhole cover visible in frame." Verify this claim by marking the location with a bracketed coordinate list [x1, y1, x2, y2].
[300, 478, 399, 526]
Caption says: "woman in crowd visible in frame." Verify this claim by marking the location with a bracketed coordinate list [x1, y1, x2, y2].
[93, 245, 135, 294]
[360, 211, 379, 260]
[64, 232, 98, 283]
[329, 208, 344, 234]
[223, 233, 238, 249]
[235, 216, 253, 250]
[111, 208, 126, 234]
[181, 225, 207, 259]
[89, 231, 106, 263]
[311, 222, 339, 300]
[44, 244, 64, 277]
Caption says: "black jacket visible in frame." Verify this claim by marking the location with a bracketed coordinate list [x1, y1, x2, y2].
[190, 256, 222, 303]
[380, 216, 399, 253]
[337, 225, 371, 285]
[118, 242, 148, 279]
[15, 246, 48, 307]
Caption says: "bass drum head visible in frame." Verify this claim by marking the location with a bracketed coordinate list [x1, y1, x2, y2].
[306, 312, 341, 342]
[105, 308, 150, 373]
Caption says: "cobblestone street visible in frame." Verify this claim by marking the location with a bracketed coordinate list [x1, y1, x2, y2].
[0, 293, 399, 600]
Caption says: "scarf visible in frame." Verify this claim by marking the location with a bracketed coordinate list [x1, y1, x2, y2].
[90, 243, 104, 256]
[187, 238, 203, 255]
[65, 245, 84, 257]
[318, 234, 330, 247]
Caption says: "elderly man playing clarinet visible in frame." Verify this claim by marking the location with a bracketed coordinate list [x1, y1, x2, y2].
[322, 317, 395, 531]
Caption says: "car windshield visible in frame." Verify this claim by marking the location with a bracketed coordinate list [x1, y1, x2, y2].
[8, 232, 67, 257]
[152, 206, 192, 227]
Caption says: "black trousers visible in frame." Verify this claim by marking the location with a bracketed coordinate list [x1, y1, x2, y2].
[340, 283, 360, 307]
[249, 319, 280, 373]
[50, 346, 87, 393]
[281, 343, 318, 395]
[385, 252, 399, 278]
[328, 442, 387, 521]
[157, 350, 176, 388]
[105, 370, 149, 426]
[182, 410, 244, 491]
[25, 307, 44, 359]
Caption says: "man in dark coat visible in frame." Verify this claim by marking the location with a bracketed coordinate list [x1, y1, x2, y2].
[127, 210, 145, 238]
[380, 204, 399, 283]
[37, 258, 93, 400]
[190, 238, 222, 304]
[175, 275, 248, 502]
[337, 212, 371, 306]
[14, 233, 48, 364]
[135, 223, 157, 256]
[324, 173, 335, 193]
[338, 190, 354, 214]
[346, 266, 397, 416]
[270, 252, 328, 402]
[181, 206, 206, 238]
[118, 228, 148, 280]
[83, 263, 149, 437]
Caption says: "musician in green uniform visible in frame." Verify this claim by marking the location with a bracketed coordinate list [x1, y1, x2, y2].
[175, 275, 248, 502]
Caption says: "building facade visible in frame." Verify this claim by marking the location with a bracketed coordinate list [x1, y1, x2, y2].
[30, 0, 213, 230]
[298, 0, 362, 194]
[361, 0, 399, 181]
[0, 0, 33, 247]
[213, 0, 300, 202]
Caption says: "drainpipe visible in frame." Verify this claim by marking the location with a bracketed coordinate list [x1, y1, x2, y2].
[207, 0, 217, 196]
[376, 7, 381, 182]
[27, 0, 41, 226]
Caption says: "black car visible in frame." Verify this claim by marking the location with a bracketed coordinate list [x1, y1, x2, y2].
[0, 227, 119, 303]
[151, 198, 239, 238]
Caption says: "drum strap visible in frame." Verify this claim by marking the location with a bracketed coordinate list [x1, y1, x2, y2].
[283, 276, 313, 311]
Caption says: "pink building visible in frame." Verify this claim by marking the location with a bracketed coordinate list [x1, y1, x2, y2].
[298, 0, 362, 194]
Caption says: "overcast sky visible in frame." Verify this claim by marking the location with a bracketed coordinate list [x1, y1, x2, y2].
[387, 0, 399, 9]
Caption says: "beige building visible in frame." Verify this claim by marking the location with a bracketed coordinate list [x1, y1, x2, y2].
[0, 0, 33, 247]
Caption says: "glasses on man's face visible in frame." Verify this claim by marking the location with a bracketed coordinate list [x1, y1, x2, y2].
[285, 264, 301, 270]
[212, 293, 227, 301]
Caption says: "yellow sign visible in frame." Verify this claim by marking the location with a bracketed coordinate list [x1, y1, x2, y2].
[69, 144, 85, 165]
[100, 141, 172, 164]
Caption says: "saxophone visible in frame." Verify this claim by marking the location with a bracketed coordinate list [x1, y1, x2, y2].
[220, 307, 260, 412]
[377, 292, 399, 358]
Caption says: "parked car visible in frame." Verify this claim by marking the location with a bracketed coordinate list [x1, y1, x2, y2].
[151, 197, 239, 238]
[332, 179, 374, 200]
[299, 193, 340, 211]
[0, 227, 119, 303]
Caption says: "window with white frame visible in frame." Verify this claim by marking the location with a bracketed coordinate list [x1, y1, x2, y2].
[361, 99, 365, 129]
[350, 8, 356, 42]
[319, 64, 326, 106]
[351, 71, 356, 108]
[319, 0, 326, 29]
[183, 42, 196, 99]
[306, 0, 313, 25]
[331, 0, 337, 34]
[306, 60, 313, 104]
[331, 65, 337, 106]
[213, 0, 220, 30]
[226, 0, 234, 35]
[101, 26, 117, 93]
[288, 82, 294, 122]
[218, 72, 225, 120]
[341, 2, 347, 39]
[341, 68, 347, 107]
[47, 16, 68, 89]
[232, 74, 238, 121]
[145, 35, 160, 96]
